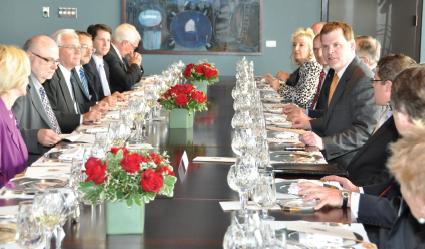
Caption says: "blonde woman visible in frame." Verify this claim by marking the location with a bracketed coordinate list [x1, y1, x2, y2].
[264, 28, 321, 108]
[0, 44, 31, 187]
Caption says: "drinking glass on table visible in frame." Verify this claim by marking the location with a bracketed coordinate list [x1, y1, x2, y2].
[251, 168, 277, 220]
[16, 200, 44, 249]
[32, 189, 65, 249]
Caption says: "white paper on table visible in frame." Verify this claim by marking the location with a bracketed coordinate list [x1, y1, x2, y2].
[104, 110, 120, 119]
[60, 133, 95, 143]
[24, 165, 71, 178]
[192, 156, 236, 163]
[265, 220, 370, 242]
[219, 201, 280, 211]
[0, 205, 18, 216]
[84, 126, 109, 134]
[58, 147, 85, 161]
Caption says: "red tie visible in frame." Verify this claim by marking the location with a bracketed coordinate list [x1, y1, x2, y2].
[310, 70, 326, 109]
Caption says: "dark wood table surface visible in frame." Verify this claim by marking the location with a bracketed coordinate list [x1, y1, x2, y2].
[3, 77, 350, 249]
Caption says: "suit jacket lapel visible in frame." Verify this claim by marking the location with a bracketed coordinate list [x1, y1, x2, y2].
[56, 69, 76, 113]
[325, 58, 359, 123]
[28, 80, 52, 129]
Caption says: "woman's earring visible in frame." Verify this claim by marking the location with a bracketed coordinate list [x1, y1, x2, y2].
[418, 218, 425, 224]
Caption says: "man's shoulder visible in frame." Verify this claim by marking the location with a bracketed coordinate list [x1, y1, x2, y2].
[345, 57, 374, 80]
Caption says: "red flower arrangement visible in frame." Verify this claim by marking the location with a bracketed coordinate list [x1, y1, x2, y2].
[80, 148, 176, 206]
[158, 84, 208, 112]
[183, 62, 219, 85]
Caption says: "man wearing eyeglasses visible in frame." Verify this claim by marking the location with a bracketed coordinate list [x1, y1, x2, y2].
[12, 35, 62, 163]
[104, 23, 143, 93]
[43, 29, 102, 133]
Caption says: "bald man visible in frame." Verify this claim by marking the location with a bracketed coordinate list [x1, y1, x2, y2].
[12, 35, 62, 162]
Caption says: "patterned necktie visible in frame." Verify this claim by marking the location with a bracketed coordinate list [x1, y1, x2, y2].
[39, 87, 61, 134]
[328, 74, 340, 105]
[310, 70, 326, 109]
[98, 63, 111, 96]
[78, 67, 90, 99]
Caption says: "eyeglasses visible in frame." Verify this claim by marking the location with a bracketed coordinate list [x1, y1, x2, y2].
[31, 52, 60, 65]
[81, 45, 96, 53]
[59, 45, 82, 52]
[126, 40, 138, 50]
[371, 79, 383, 84]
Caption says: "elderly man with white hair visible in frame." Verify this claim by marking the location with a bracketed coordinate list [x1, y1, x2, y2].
[104, 23, 143, 93]
[43, 29, 102, 133]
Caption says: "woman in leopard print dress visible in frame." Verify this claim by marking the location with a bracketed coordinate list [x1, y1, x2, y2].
[264, 28, 321, 109]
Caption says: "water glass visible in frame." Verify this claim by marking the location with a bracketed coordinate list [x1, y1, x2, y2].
[251, 169, 277, 220]
[16, 201, 44, 249]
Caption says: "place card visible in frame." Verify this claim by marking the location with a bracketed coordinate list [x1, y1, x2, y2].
[192, 156, 236, 163]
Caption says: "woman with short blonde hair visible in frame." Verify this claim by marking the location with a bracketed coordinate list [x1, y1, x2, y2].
[264, 27, 321, 108]
[0, 44, 31, 187]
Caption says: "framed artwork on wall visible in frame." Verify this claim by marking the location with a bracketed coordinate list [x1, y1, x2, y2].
[121, 0, 262, 55]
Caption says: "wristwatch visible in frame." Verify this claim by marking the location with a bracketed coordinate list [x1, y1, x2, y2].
[341, 191, 350, 209]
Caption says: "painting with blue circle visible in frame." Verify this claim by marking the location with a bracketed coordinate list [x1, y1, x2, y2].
[124, 0, 260, 54]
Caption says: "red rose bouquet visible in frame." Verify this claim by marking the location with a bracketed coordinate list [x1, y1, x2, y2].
[183, 62, 219, 85]
[158, 84, 207, 112]
[80, 148, 177, 206]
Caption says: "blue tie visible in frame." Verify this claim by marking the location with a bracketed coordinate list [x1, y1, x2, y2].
[78, 67, 90, 99]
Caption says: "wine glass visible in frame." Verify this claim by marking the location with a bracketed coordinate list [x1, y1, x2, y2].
[223, 210, 263, 249]
[251, 169, 277, 220]
[32, 189, 65, 249]
[227, 156, 259, 211]
[16, 201, 44, 249]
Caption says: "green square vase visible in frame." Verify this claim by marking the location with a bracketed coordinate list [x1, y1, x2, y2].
[106, 201, 145, 234]
[192, 80, 208, 95]
[169, 108, 194, 128]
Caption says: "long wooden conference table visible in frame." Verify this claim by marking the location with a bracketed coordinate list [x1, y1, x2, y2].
[3, 77, 350, 249]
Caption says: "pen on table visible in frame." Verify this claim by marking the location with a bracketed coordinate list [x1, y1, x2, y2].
[281, 207, 301, 212]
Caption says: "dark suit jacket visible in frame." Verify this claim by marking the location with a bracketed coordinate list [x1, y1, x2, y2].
[84, 57, 110, 101]
[310, 57, 383, 168]
[104, 46, 143, 93]
[43, 68, 83, 133]
[357, 179, 401, 229]
[308, 68, 334, 118]
[12, 77, 52, 155]
[376, 201, 425, 249]
[347, 116, 399, 186]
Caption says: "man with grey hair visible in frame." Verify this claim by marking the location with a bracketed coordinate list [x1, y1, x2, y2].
[104, 23, 143, 92]
[44, 29, 101, 133]
[12, 35, 62, 163]
[355, 35, 381, 72]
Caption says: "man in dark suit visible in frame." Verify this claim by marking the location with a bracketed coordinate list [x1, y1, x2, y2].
[104, 23, 143, 93]
[44, 29, 101, 133]
[294, 22, 384, 168]
[346, 54, 416, 186]
[297, 65, 425, 246]
[12, 35, 62, 162]
[85, 24, 124, 104]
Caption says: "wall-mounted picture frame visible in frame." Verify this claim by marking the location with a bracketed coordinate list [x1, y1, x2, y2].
[121, 0, 262, 55]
